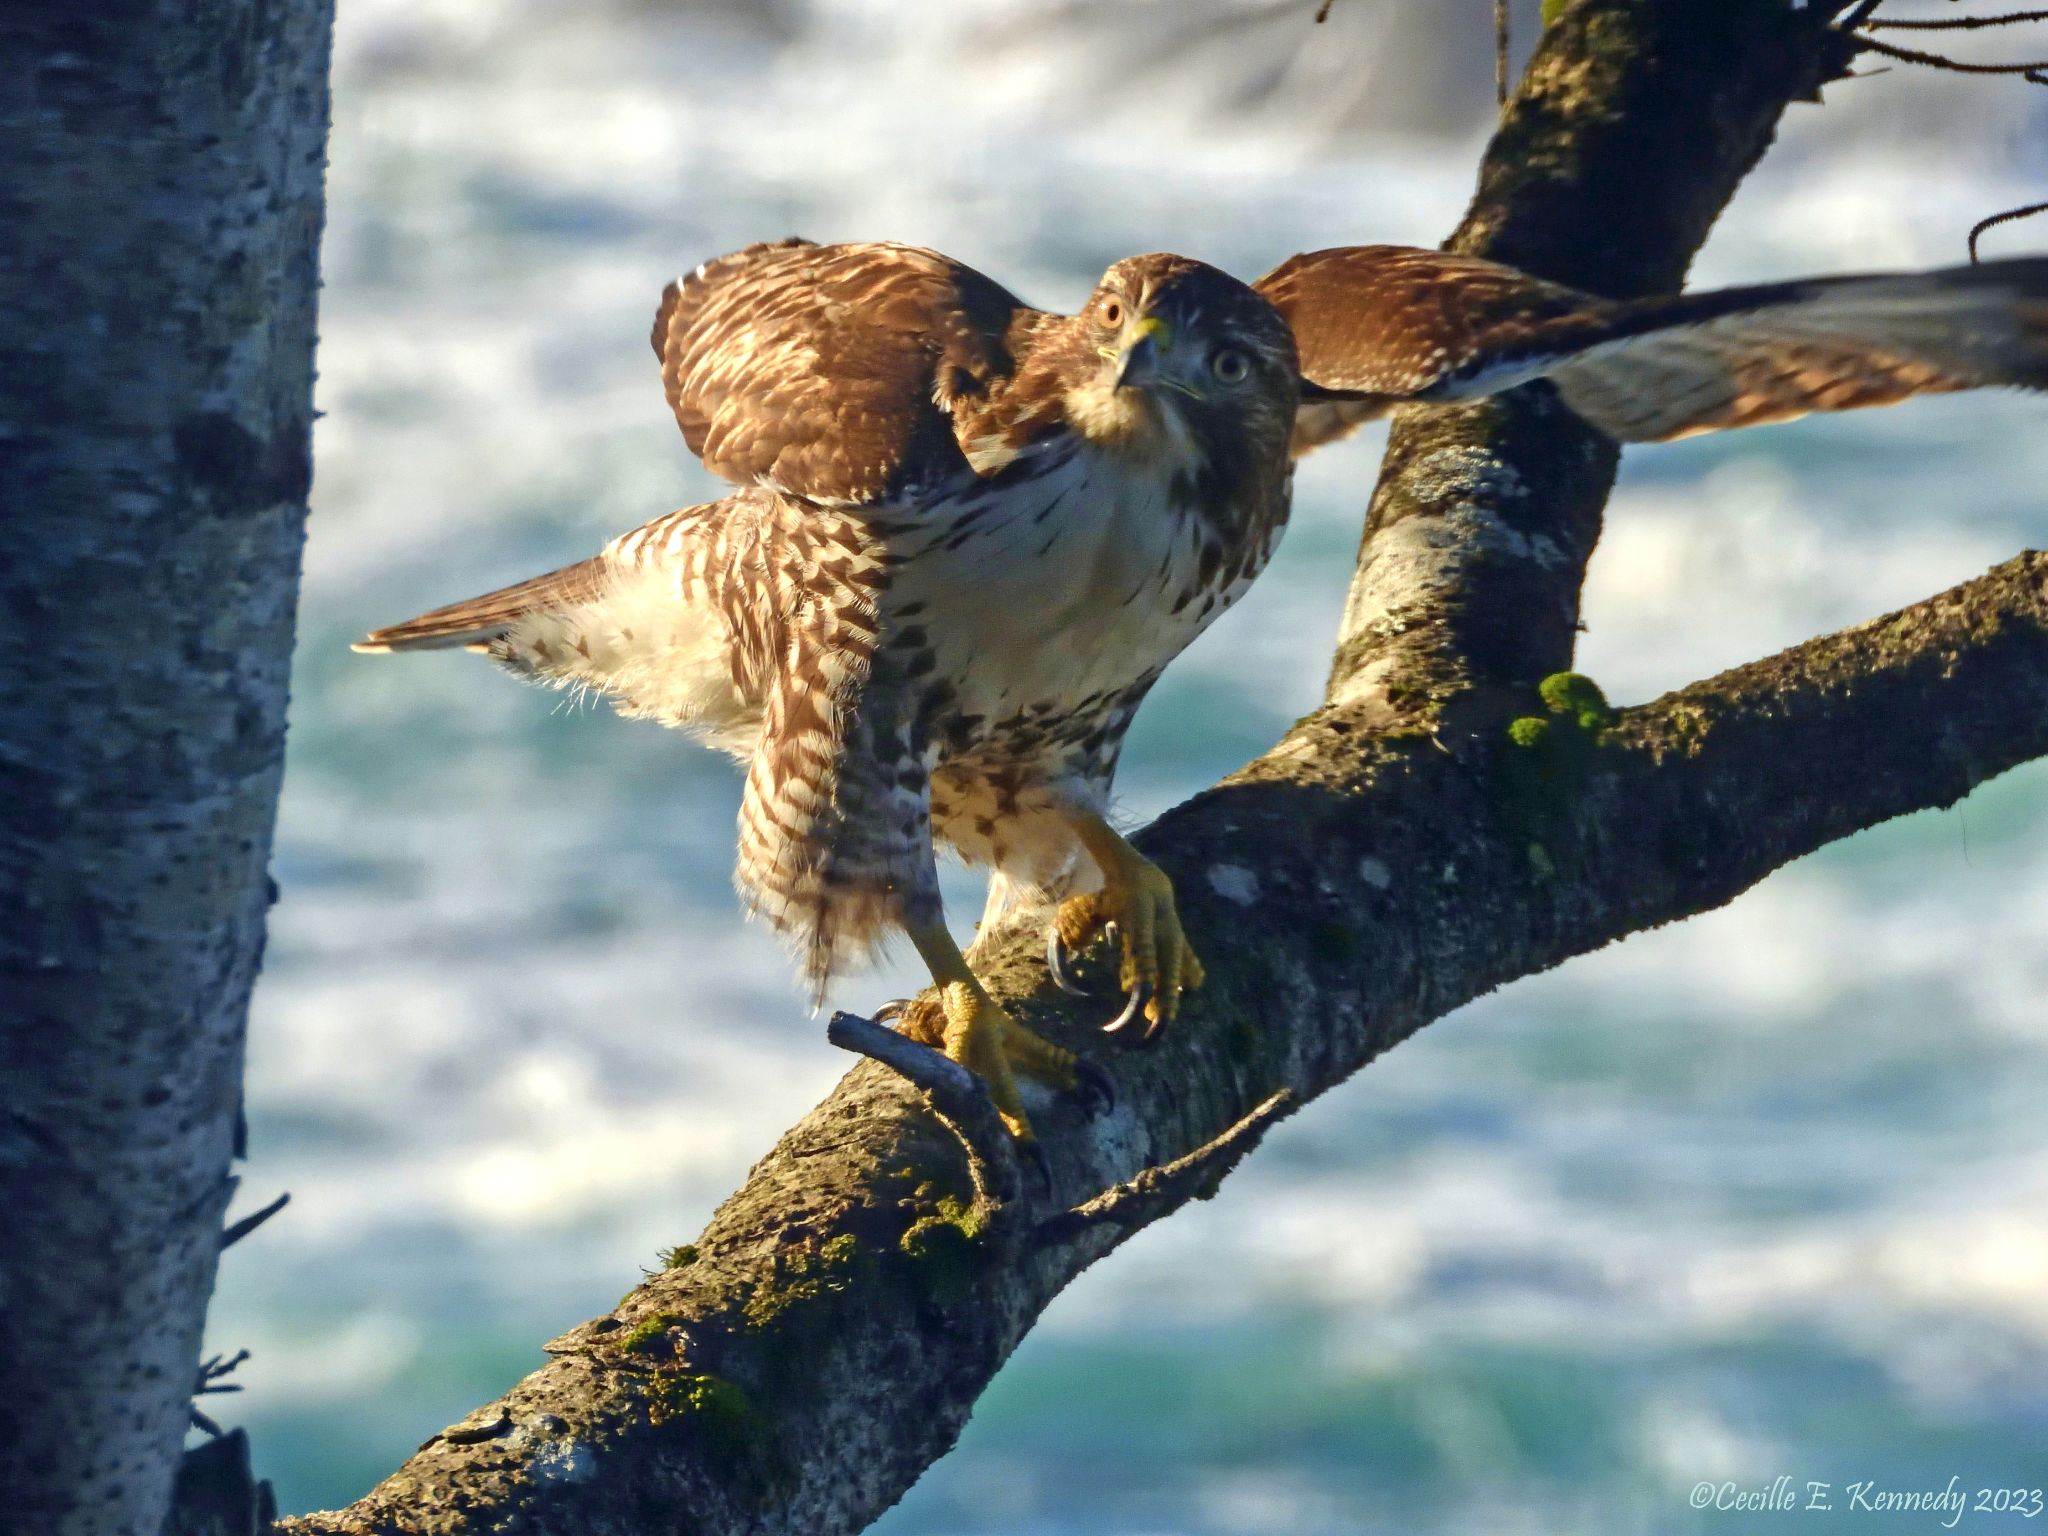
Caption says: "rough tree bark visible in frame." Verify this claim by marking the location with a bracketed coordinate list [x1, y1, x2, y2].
[0, 4, 333, 1534]
[278, 2, 2039, 1533]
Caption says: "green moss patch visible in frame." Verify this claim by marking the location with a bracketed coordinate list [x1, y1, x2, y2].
[648, 1370, 789, 1503]
[1536, 671, 1615, 732]
[616, 1312, 687, 1355]
[1502, 672, 1617, 868]
[741, 1231, 868, 1331]
[898, 1195, 990, 1304]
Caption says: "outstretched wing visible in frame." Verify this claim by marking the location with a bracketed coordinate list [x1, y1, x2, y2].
[1256, 245, 1610, 453]
[1534, 260, 2048, 441]
[1258, 245, 2048, 452]
[653, 239, 1050, 504]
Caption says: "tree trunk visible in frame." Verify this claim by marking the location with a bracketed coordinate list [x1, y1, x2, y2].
[0, 4, 333, 1533]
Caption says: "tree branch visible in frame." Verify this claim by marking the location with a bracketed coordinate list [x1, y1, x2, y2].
[278, 4, 2039, 1533]
[283, 550, 2048, 1536]
[1331, 0, 1861, 718]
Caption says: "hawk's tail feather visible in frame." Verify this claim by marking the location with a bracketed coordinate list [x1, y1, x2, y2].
[738, 864, 906, 1007]
[353, 557, 610, 654]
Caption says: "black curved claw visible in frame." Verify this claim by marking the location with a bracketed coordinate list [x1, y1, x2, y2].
[1018, 1137, 1052, 1196]
[871, 998, 908, 1026]
[1046, 919, 1126, 999]
[1045, 926, 1089, 997]
[1101, 981, 1153, 1044]
[1068, 1055, 1117, 1116]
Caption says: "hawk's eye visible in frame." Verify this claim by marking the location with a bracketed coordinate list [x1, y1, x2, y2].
[1211, 347, 1250, 384]
[1100, 298, 1125, 328]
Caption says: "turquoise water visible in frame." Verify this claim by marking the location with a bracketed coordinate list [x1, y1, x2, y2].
[202, 3, 2048, 1530]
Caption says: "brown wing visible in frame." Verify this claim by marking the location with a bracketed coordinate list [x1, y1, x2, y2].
[652, 240, 1048, 504]
[1255, 245, 1615, 453]
[1259, 245, 2048, 451]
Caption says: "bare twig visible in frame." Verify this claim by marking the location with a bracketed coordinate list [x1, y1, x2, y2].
[1869, 9, 2048, 29]
[1853, 30, 2048, 71]
[186, 1350, 252, 1438]
[1970, 198, 2048, 260]
[1034, 1090, 1300, 1245]
[825, 1010, 1023, 1208]
[219, 1190, 289, 1250]
[195, 1349, 251, 1396]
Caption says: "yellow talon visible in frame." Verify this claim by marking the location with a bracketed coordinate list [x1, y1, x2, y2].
[1052, 810, 1205, 1041]
[905, 921, 1107, 1144]
[890, 988, 1085, 1102]
[931, 979, 1033, 1141]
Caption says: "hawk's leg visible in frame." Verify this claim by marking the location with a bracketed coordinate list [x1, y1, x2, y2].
[901, 922, 1111, 1140]
[1051, 809, 1205, 1044]
[905, 922, 1032, 1143]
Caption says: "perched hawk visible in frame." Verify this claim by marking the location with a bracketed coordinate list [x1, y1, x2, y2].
[361, 243, 1300, 1144]
[358, 239, 2047, 1144]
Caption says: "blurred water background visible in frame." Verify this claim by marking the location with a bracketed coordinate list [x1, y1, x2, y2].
[201, 1, 2048, 1530]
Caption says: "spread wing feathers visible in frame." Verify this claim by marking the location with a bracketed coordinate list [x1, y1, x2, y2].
[351, 558, 609, 653]
[1259, 245, 2048, 453]
[1258, 245, 1609, 454]
[652, 239, 1050, 504]
[1540, 260, 2048, 442]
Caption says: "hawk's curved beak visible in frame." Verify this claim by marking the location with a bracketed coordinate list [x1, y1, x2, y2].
[1113, 315, 1171, 390]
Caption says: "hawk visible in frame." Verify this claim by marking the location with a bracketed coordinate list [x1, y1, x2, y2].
[361, 243, 1301, 1145]
[358, 239, 2048, 1145]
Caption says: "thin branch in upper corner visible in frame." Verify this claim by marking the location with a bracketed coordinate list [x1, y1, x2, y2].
[1852, 30, 2048, 72]
[1868, 9, 2048, 29]
[1314, 0, 1336, 22]
[1970, 198, 2048, 261]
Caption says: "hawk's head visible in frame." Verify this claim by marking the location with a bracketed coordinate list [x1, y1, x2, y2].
[1059, 254, 1299, 484]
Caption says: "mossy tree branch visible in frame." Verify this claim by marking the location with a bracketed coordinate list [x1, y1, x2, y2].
[1331, 0, 1861, 719]
[279, 4, 2039, 1534]
[281, 555, 2048, 1536]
